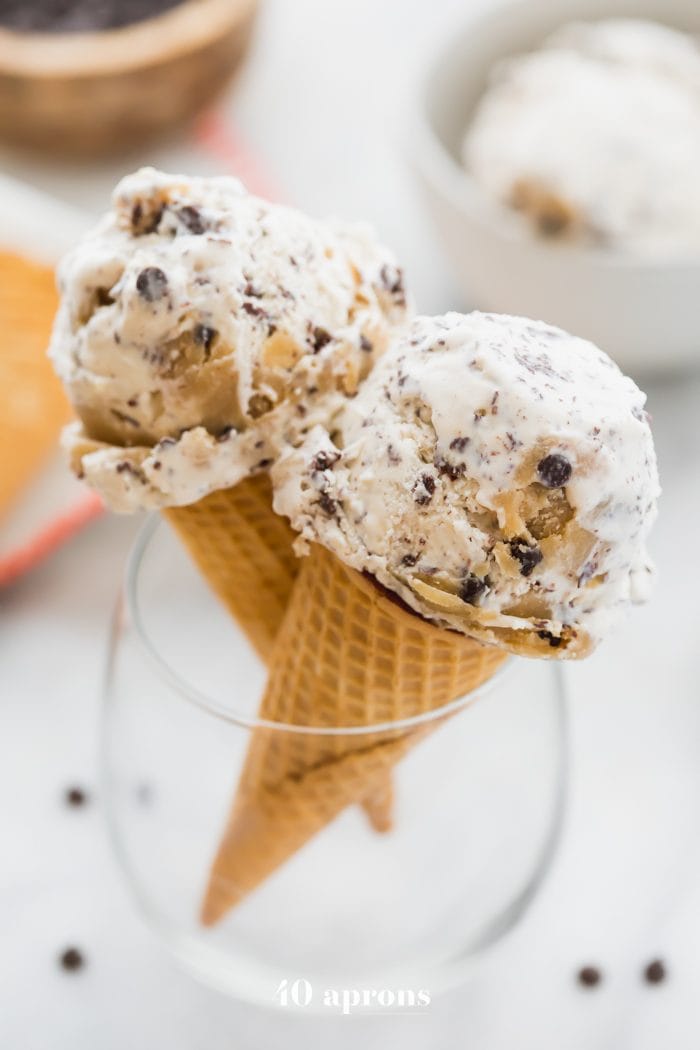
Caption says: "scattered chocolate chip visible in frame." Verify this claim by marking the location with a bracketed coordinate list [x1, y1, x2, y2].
[449, 436, 470, 453]
[537, 630, 563, 648]
[135, 783, 154, 806]
[537, 454, 572, 489]
[312, 450, 340, 472]
[64, 787, 88, 808]
[126, 397, 138, 408]
[435, 456, 464, 481]
[177, 206, 206, 235]
[244, 281, 262, 298]
[256, 458, 273, 470]
[242, 301, 266, 319]
[459, 573, 489, 605]
[360, 335, 373, 353]
[644, 959, 667, 985]
[152, 461, 162, 470]
[193, 324, 216, 353]
[312, 327, 332, 353]
[401, 553, 419, 567]
[136, 267, 168, 303]
[116, 461, 136, 475]
[510, 539, 543, 577]
[379, 263, 406, 304]
[59, 947, 85, 973]
[577, 966, 602, 989]
[413, 473, 436, 506]
[317, 492, 337, 516]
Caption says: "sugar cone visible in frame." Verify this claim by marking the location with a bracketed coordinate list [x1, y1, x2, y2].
[163, 474, 298, 664]
[163, 477, 394, 829]
[200, 544, 508, 925]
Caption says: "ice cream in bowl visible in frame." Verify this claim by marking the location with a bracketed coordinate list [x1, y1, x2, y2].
[410, 0, 700, 372]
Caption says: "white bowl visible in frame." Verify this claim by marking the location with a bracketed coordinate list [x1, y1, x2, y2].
[410, 0, 700, 373]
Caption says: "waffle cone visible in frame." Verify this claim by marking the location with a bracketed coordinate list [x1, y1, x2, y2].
[164, 477, 393, 830]
[200, 544, 508, 925]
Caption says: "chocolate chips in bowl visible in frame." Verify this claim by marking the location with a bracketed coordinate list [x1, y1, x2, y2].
[0, 0, 259, 156]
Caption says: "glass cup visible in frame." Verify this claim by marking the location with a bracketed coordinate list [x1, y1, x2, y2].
[102, 518, 568, 1009]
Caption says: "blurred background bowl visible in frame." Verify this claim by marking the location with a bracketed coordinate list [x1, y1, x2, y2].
[0, 0, 258, 158]
[410, 0, 700, 373]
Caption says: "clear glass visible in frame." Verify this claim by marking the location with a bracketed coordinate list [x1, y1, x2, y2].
[102, 517, 568, 1009]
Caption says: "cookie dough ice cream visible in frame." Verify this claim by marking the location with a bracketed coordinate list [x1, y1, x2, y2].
[273, 312, 659, 657]
[49, 168, 409, 511]
[463, 19, 700, 253]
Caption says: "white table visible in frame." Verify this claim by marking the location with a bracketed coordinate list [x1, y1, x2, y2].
[2, 1, 699, 1047]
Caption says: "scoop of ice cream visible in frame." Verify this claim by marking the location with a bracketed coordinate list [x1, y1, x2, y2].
[272, 313, 659, 658]
[463, 20, 700, 253]
[50, 168, 408, 511]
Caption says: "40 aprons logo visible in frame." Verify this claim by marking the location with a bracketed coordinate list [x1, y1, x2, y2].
[275, 977, 431, 1015]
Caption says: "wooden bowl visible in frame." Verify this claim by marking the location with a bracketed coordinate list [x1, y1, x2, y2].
[0, 0, 258, 157]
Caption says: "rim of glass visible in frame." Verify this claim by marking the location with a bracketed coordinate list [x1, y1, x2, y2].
[123, 515, 514, 735]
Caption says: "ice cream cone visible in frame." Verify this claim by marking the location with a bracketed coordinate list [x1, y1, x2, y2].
[164, 478, 394, 830]
[163, 474, 298, 664]
[200, 543, 508, 925]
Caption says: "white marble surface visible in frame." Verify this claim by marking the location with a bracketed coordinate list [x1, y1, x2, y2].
[2, 1, 700, 1047]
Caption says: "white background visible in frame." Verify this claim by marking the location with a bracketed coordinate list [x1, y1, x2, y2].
[1, 0, 699, 1047]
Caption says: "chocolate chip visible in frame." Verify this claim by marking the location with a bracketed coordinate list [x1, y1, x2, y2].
[435, 456, 464, 481]
[537, 630, 563, 648]
[317, 492, 337, 516]
[577, 966, 602, 989]
[244, 282, 262, 298]
[644, 959, 667, 985]
[177, 206, 207, 235]
[510, 539, 543, 577]
[136, 783, 154, 806]
[413, 474, 436, 506]
[242, 301, 266, 319]
[459, 573, 489, 605]
[136, 267, 168, 303]
[401, 553, 419, 567]
[59, 947, 85, 973]
[193, 324, 216, 353]
[312, 450, 340, 472]
[449, 436, 469, 453]
[64, 787, 88, 808]
[360, 335, 373, 353]
[312, 327, 332, 353]
[379, 263, 406, 304]
[537, 454, 572, 489]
